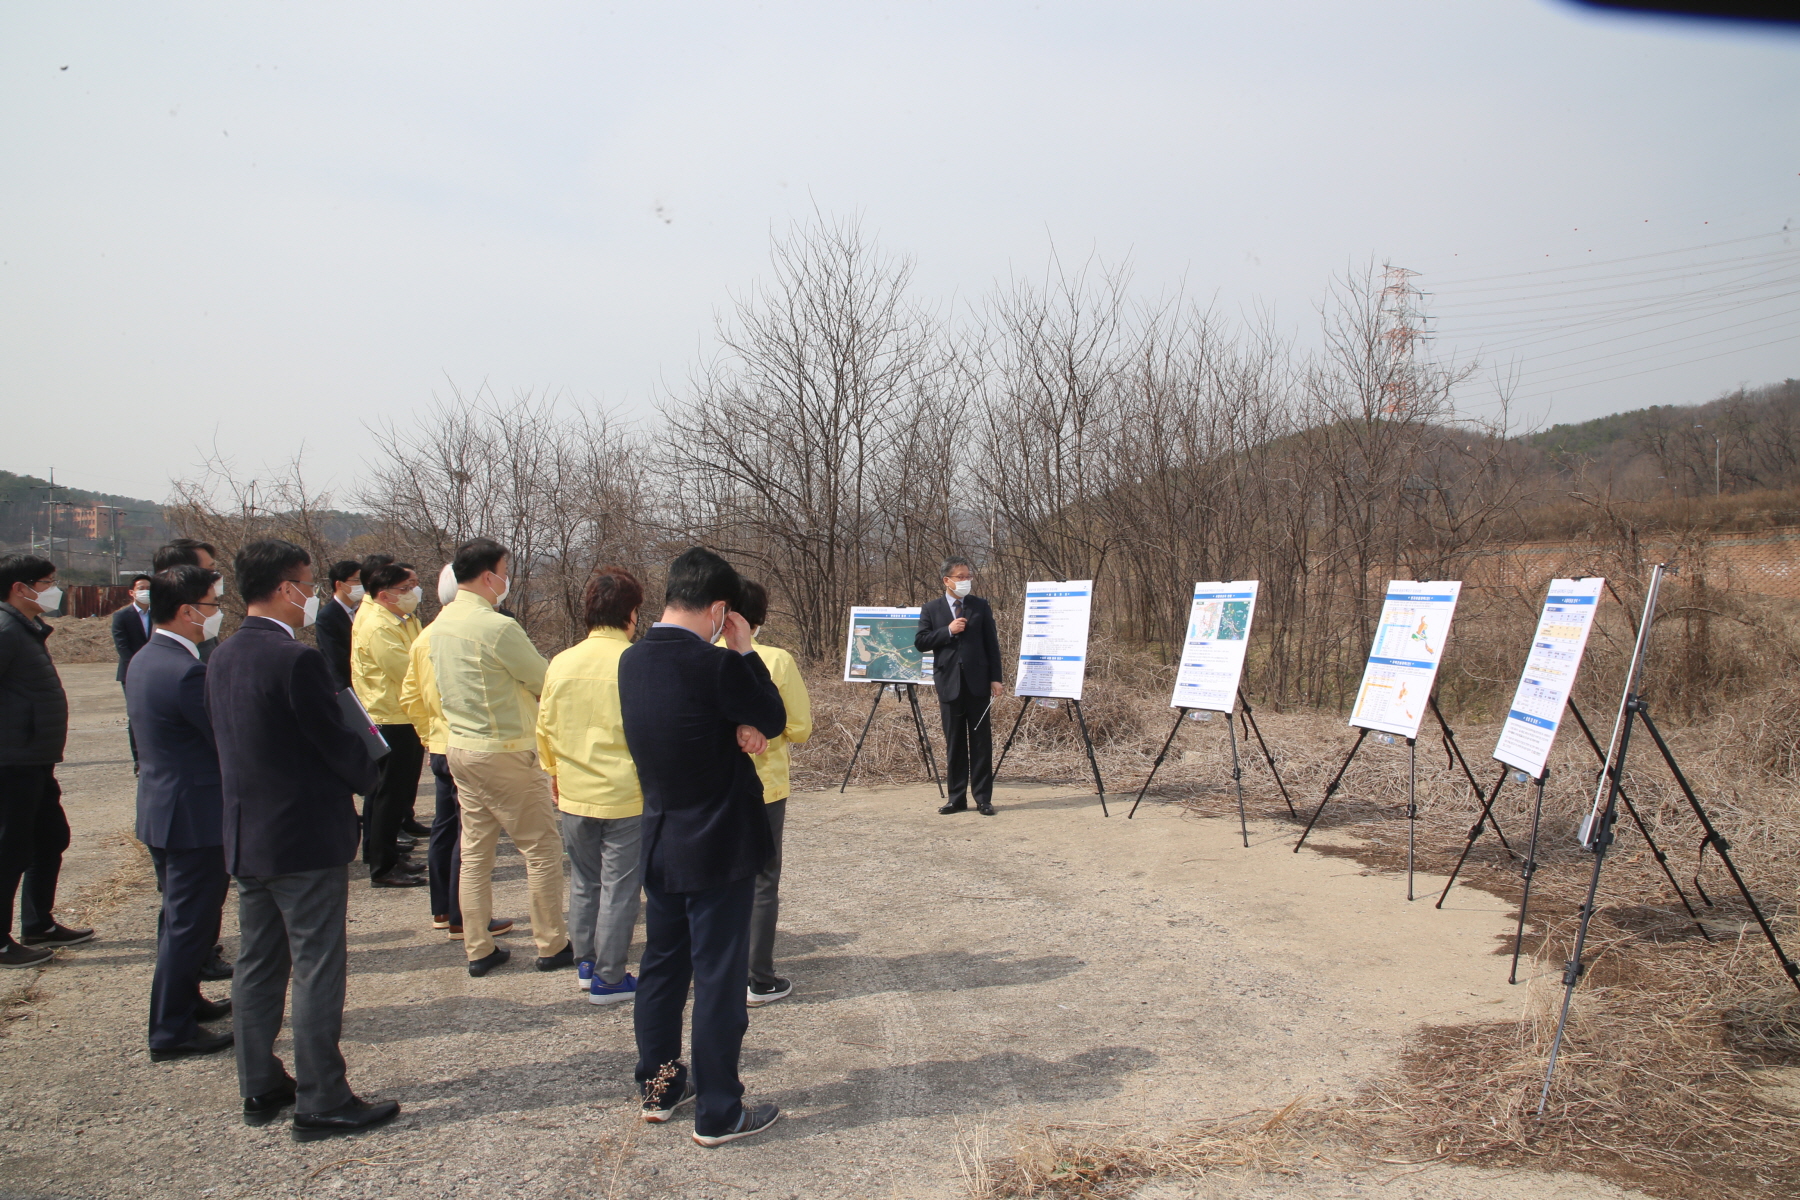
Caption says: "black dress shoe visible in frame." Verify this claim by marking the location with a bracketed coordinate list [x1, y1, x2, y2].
[291, 1096, 401, 1142]
[149, 1030, 234, 1061]
[938, 802, 968, 814]
[400, 818, 431, 838]
[370, 869, 427, 888]
[976, 803, 996, 816]
[19, 923, 94, 947]
[194, 995, 232, 1022]
[536, 941, 574, 972]
[243, 1076, 298, 1127]
[468, 947, 510, 977]
[199, 950, 234, 981]
[0, 942, 54, 969]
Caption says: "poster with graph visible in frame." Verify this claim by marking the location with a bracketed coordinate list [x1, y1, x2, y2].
[1491, 578, 1605, 779]
[1168, 581, 1259, 713]
[1348, 581, 1463, 739]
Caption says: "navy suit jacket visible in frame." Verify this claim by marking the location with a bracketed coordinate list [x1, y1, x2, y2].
[111, 602, 153, 683]
[915, 593, 1003, 702]
[618, 627, 786, 894]
[205, 616, 378, 877]
[313, 596, 354, 691]
[125, 633, 223, 850]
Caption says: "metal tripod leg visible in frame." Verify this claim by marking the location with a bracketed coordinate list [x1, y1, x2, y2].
[1430, 695, 1514, 854]
[1436, 764, 1513, 908]
[994, 698, 1030, 777]
[839, 685, 887, 793]
[1406, 737, 1418, 902]
[1238, 689, 1297, 819]
[903, 684, 945, 797]
[1129, 708, 1188, 819]
[1509, 768, 1549, 984]
[1295, 727, 1368, 852]
[1069, 699, 1108, 816]
[1228, 707, 1248, 848]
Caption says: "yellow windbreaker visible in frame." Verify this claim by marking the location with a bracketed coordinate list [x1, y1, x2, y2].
[351, 603, 424, 731]
[717, 636, 813, 803]
[535, 626, 643, 820]
[400, 621, 449, 756]
[429, 591, 550, 754]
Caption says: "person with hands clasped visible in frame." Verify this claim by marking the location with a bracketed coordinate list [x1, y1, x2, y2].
[915, 556, 1005, 816]
[350, 560, 429, 889]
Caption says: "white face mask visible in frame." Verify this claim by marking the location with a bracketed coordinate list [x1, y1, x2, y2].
[301, 594, 319, 627]
[951, 578, 973, 598]
[708, 603, 728, 644]
[395, 586, 423, 614]
[30, 584, 63, 614]
[490, 572, 510, 604]
[437, 564, 459, 606]
[347, 584, 366, 604]
[133, 588, 151, 607]
[192, 606, 223, 641]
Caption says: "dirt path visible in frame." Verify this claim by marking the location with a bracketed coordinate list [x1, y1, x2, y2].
[0, 662, 1650, 1200]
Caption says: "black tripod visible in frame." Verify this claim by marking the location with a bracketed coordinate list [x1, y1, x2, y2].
[838, 682, 944, 796]
[994, 695, 1108, 815]
[1126, 689, 1297, 843]
[1538, 564, 1800, 1115]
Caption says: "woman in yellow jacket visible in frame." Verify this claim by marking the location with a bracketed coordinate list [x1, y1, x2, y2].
[536, 567, 646, 1005]
[734, 582, 812, 1007]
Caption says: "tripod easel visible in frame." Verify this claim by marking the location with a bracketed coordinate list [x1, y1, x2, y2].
[838, 682, 944, 796]
[1126, 689, 1297, 843]
[994, 695, 1108, 816]
[1538, 563, 1800, 1115]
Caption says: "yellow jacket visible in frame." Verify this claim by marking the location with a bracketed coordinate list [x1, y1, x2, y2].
[429, 591, 550, 753]
[718, 637, 812, 803]
[400, 621, 449, 755]
[535, 626, 643, 820]
[351, 602, 424, 730]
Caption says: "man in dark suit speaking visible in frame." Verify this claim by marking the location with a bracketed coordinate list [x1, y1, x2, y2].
[205, 539, 395, 1140]
[915, 556, 1005, 816]
[618, 547, 787, 1146]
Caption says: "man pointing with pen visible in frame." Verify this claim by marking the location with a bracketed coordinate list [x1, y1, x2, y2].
[915, 557, 1004, 816]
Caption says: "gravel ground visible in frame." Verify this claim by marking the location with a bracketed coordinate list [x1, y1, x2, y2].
[0, 662, 1650, 1200]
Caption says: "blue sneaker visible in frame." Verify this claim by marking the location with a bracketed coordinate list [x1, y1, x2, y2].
[589, 972, 638, 1006]
[576, 960, 596, 994]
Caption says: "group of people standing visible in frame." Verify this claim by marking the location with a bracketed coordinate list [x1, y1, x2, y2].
[0, 536, 815, 1147]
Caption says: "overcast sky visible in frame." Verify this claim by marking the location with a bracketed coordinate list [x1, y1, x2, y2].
[3, 2, 1796, 504]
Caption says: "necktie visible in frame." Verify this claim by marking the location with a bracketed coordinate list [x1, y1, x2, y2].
[952, 598, 963, 621]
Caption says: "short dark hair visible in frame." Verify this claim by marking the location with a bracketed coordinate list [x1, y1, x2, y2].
[359, 551, 395, 579]
[235, 539, 312, 604]
[582, 566, 643, 631]
[452, 538, 509, 584]
[940, 556, 973, 578]
[363, 561, 415, 598]
[664, 547, 741, 613]
[150, 565, 220, 625]
[0, 554, 56, 597]
[329, 560, 362, 586]
[737, 579, 769, 628]
[153, 538, 216, 573]
[128, 574, 153, 588]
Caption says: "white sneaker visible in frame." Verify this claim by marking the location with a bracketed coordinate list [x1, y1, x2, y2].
[746, 977, 792, 1006]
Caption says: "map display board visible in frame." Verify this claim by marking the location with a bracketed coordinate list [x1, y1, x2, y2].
[1015, 580, 1094, 700]
[1169, 581, 1259, 713]
[1491, 578, 1605, 779]
[1348, 581, 1463, 739]
[841, 607, 934, 684]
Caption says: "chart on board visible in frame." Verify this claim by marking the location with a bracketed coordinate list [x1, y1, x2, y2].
[1014, 581, 1093, 700]
[1491, 577, 1605, 778]
[1169, 581, 1259, 713]
[841, 607, 934, 684]
[1348, 581, 1463, 739]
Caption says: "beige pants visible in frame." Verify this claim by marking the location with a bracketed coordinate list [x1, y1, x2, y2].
[447, 748, 568, 961]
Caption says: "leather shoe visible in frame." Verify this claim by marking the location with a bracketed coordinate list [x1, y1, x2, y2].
[19, 923, 94, 947]
[370, 869, 427, 888]
[149, 1030, 234, 1061]
[0, 941, 54, 969]
[536, 941, 574, 972]
[468, 947, 510, 977]
[976, 803, 996, 816]
[243, 1076, 297, 1127]
[194, 995, 232, 1022]
[199, 949, 233, 981]
[938, 802, 968, 815]
[400, 818, 431, 838]
[291, 1096, 401, 1142]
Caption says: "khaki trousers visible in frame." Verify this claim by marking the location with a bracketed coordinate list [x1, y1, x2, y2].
[447, 748, 568, 961]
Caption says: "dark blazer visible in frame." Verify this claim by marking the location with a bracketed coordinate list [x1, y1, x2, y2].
[618, 626, 786, 894]
[313, 596, 354, 691]
[205, 616, 378, 877]
[915, 593, 1003, 703]
[126, 633, 222, 850]
[0, 602, 67, 767]
[111, 602, 153, 682]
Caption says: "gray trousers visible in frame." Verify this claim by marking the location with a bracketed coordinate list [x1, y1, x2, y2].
[561, 811, 642, 986]
[748, 799, 786, 987]
[233, 864, 353, 1115]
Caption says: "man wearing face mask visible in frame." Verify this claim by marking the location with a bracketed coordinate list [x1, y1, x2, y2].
[128, 565, 233, 1060]
[0, 555, 92, 967]
[204, 539, 395, 1138]
[314, 561, 363, 693]
[350, 561, 429, 889]
[430, 538, 569, 977]
[153, 540, 220, 661]
[112, 574, 155, 773]
[915, 557, 1005, 816]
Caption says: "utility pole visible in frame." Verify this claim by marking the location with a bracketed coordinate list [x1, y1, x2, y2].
[36, 468, 69, 569]
[1696, 424, 1721, 496]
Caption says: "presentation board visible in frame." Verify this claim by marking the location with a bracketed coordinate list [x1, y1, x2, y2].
[1015, 580, 1094, 700]
[1348, 581, 1463, 740]
[842, 607, 934, 684]
[1169, 581, 1259, 713]
[1491, 578, 1605, 779]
